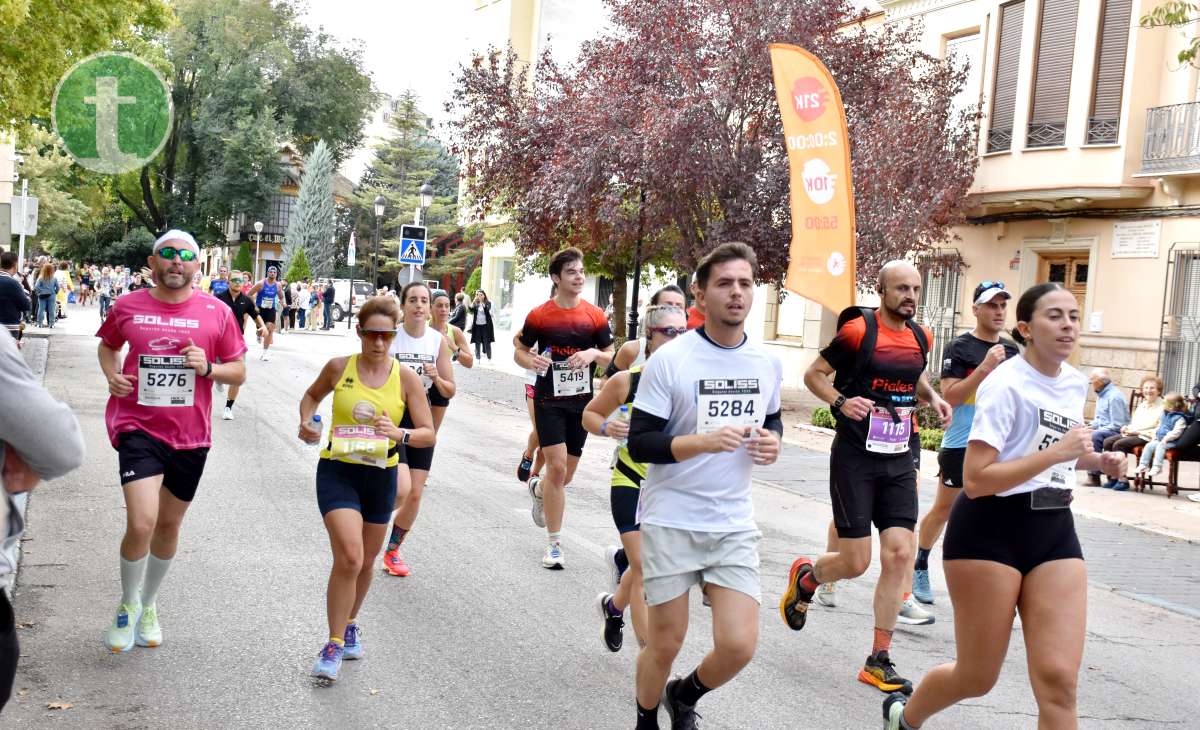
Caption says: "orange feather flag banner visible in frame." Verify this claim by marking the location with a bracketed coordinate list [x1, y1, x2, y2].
[768, 43, 856, 314]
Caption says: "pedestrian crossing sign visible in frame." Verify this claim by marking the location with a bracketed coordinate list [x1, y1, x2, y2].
[399, 225, 427, 266]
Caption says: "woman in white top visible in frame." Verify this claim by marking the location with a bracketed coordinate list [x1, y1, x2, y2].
[885, 283, 1125, 730]
[381, 281, 456, 577]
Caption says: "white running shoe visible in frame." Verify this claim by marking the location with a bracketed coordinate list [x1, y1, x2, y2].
[816, 580, 837, 607]
[604, 545, 622, 594]
[528, 476, 546, 528]
[263, 350, 272, 362]
[897, 594, 935, 625]
[542, 542, 564, 570]
[136, 603, 162, 647]
[222, 406, 234, 421]
[259, 349, 266, 361]
[104, 602, 141, 653]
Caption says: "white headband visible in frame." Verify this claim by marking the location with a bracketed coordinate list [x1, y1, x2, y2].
[153, 229, 200, 255]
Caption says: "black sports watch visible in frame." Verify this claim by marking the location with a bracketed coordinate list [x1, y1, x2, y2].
[831, 395, 846, 412]
[203, 361, 212, 378]
[400, 430, 411, 446]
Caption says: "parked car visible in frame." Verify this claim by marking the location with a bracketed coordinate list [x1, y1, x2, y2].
[322, 279, 376, 322]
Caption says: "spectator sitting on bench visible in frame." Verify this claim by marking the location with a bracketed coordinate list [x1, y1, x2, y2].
[1087, 368, 1130, 486]
[1136, 393, 1191, 479]
[1102, 375, 1163, 491]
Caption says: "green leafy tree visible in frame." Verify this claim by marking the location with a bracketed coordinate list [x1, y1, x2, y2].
[464, 266, 482, 296]
[0, 0, 171, 123]
[285, 139, 335, 277]
[19, 126, 90, 253]
[1142, 2, 1200, 66]
[285, 247, 313, 282]
[231, 242, 253, 272]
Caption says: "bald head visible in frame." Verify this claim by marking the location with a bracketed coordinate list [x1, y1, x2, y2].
[877, 260, 919, 291]
[877, 259, 921, 322]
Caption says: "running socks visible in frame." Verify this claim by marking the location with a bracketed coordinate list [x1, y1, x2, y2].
[226, 399, 235, 409]
[672, 669, 712, 707]
[872, 627, 894, 655]
[548, 530, 562, 545]
[140, 554, 172, 606]
[605, 596, 622, 617]
[799, 568, 820, 594]
[120, 556, 147, 607]
[387, 525, 408, 551]
[329, 636, 345, 646]
[914, 547, 931, 571]
[635, 702, 659, 729]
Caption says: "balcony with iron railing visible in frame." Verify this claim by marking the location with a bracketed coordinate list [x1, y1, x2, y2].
[1141, 103, 1200, 175]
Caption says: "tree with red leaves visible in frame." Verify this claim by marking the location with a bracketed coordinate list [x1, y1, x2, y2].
[447, 0, 977, 328]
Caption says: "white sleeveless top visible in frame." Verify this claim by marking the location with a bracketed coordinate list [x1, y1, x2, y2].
[630, 338, 648, 369]
[389, 325, 444, 390]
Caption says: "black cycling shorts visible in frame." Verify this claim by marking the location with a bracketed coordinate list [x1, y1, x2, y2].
[938, 447, 966, 489]
[398, 411, 435, 472]
[117, 430, 210, 503]
[316, 458, 397, 524]
[533, 400, 588, 457]
[943, 490, 1082, 575]
[610, 485, 640, 534]
[829, 437, 917, 539]
[259, 308, 277, 324]
[428, 383, 450, 408]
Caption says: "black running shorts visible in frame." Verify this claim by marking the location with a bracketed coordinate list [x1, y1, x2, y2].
[398, 410, 435, 472]
[533, 400, 588, 457]
[259, 308, 277, 324]
[116, 430, 209, 503]
[316, 458, 397, 524]
[938, 447, 967, 489]
[829, 438, 917, 539]
[943, 490, 1082, 575]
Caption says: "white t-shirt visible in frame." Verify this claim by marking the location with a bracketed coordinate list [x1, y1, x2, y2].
[968, 355, 1088, 497]
[389, 324, 444, 391]
[633, 329, 783, 532]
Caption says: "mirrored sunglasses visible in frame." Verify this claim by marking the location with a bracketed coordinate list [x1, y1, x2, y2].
[979, 280, 1005, 290]
[358, 328, 397, 341]
[648, 326, 687, 338]
[157, 246, 197, 262]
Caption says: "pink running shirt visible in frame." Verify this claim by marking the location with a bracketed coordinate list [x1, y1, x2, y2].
[97, 288, 247, 449]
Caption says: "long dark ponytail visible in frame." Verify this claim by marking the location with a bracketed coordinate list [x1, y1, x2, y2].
[1011, 282, 1066, 347]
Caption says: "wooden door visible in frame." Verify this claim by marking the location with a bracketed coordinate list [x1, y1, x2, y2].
[1038, 252, 1089, 364]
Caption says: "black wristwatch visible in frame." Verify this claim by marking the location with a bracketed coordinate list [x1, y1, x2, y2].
[401, 430, 411, 446]
[203, 362, 212, 378]
[831, 395, 846, 412]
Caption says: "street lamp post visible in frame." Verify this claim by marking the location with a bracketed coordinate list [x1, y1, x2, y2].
[415, 182, 433, 286]
[373, 195, 386, 290]
[253, 220, 264, 280]
[627, 187, 646, 341]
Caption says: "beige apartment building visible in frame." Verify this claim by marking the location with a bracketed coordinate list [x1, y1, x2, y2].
[876, 0, 1200, 396]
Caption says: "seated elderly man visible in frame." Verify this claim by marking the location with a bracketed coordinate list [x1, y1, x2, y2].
[1087, 368, 1130, 486]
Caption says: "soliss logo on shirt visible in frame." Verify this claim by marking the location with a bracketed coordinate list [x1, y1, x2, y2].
[133, 314, 200, 328]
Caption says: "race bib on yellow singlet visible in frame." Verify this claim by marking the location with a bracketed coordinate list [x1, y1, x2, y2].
[696, 378, 762, 435]
[865, 406, 913, 454]
[329, 425, 389, 468]
[551, 361, 590, 397]
[137, 355, 195, 407]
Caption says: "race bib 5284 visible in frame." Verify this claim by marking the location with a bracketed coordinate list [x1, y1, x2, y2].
[696, 378, 763, 434]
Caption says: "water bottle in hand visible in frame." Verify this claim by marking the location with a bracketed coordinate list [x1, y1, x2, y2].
[616, 404, 631, 447]
[306, 414, 322, 447]
[537, 346, 552, 377]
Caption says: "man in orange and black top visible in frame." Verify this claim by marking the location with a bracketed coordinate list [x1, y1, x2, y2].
[515, 247, 614, 570]
[779, 260, 952, 695]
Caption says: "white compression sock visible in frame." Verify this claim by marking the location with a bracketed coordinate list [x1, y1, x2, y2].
[120, 556, 147, 607]
[140, 554, 173, 607]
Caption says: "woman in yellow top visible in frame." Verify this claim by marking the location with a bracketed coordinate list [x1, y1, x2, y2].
[1100, 374, 1163, 491]
[582, 304, 687, 653]
[298, 296, 435, 681]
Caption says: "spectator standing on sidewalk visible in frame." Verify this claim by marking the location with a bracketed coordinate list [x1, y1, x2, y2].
[33, 263, 59, 328]
[0, 330, 86, 714]
[1086, 368, 1130, 486]
[468, 290, 495, 361]
[449, 291, 467, 331]
[0, 253, 31, 344]
[322, 280, 336, 330]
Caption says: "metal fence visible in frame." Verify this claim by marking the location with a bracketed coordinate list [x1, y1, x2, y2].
[917, 252, 963, 377]
[1159, 245, 1200, 396]
[1141, 103, 1200, 174]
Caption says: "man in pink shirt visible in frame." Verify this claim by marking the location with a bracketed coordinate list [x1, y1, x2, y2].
[96, 230, 247, 653]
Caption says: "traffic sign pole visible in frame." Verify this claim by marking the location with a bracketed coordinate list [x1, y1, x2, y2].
[17, 178, 27, 271]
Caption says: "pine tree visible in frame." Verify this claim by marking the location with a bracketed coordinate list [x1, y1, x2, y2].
[285, 247, 313, 282]
[285, 139, 336, 277]
[232, 242, 253, 273]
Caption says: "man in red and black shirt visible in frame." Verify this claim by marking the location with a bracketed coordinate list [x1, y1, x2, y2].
[515, 247, 614, 569]
[780, 260, 951, 695]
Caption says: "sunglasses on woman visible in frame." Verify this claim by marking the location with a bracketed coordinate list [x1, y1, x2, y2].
[156, 247, 197, 262]
[648, 326, 687, 339]
[358, 328, 397, 342]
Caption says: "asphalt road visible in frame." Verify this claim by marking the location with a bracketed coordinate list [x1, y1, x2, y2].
[7, 310, 1200, 728]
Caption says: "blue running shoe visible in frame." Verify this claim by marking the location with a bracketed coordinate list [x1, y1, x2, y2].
[912, 569, 933, 605]
[312, 641, 344, 680]
[343, 623, 363, 660]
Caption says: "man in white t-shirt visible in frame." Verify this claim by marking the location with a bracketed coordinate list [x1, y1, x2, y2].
[627, 242, 783, 730]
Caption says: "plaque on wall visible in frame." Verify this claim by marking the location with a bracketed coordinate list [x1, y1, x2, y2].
[1111, 221, 1161, 259]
